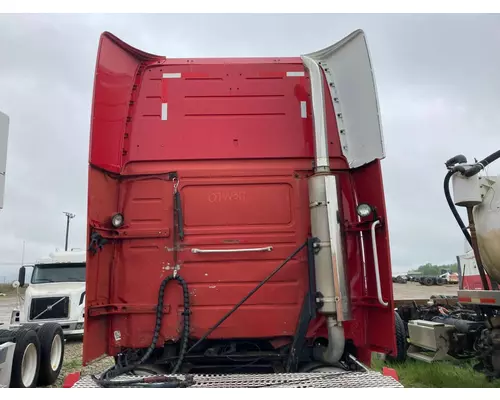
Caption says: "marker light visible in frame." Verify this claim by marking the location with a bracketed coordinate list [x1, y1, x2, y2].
[111, 213, 124, 228]
[356, 203, 373, 218]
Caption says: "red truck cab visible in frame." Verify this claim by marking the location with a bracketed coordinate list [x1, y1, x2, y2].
[83, 30, 396, 379]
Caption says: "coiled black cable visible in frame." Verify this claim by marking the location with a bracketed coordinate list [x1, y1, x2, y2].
[91, 273, 190, 386]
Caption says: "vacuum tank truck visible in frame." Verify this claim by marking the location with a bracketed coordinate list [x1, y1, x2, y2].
[443, 151, 500, 379]
[69, 29, 402, 388]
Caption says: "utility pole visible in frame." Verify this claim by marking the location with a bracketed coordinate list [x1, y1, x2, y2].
[0, 111, 10, 211]
[63, 212, 75, 251]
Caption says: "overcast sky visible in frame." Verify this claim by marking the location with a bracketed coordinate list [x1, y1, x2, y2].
[0, 13, 499, 280]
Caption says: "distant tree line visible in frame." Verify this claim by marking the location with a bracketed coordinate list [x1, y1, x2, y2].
[408, 263, 458, 277]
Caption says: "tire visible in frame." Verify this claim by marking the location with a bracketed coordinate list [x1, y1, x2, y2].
[436, 278, 445, 286]
[37, 323, 65, 386]
[387, 312, 407, 362]
[9, 329, 41, 388]
[424, 277, 434, 286]
[0, 328, 15, 343]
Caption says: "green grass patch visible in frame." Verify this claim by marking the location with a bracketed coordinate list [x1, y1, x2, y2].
[372, 357, 500, 388]
[63, 358, 82, 371]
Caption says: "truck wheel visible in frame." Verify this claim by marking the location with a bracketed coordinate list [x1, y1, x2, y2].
[37, 323, 65, 386]
[0, 328, 15, 342]
[436, 278, 445, 286]
[9, 329, 41, 388]
[387, 312, 407, 363]
[424, 277, 434, 286]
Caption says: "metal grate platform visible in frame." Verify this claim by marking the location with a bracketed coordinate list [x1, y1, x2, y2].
[73, 370, 403, 388]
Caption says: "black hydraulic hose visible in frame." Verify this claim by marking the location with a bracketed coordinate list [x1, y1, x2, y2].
[464, 150, 500, 177]
[445, 154, 468, 168]
[174, 191, 185, 241]
[444, 169, 473, 247]
[92, 274, 190, 386]
[186, 240, 308, 355]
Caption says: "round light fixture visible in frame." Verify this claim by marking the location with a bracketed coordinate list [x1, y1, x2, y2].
[356, 203, 373, 218]
[111, 213, 124, 228]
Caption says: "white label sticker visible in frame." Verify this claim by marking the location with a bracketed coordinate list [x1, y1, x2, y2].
[300, 101, 307, 118]
[161, 103, 168, 120]
[162, 73, 182, 79]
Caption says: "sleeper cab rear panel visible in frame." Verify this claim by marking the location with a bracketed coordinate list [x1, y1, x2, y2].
[108, 162, 310, 348]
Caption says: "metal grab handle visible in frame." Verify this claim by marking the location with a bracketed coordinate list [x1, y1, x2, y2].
[191, 246, 273, 254]
[371, 220, 388, 307]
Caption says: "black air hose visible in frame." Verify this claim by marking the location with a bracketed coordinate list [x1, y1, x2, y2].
[445, 154, 468, 168]
[186, 241, 308, 355]
[444, 169, 473, 248]
[464, 150, 500, 177]
[147, 274, 190, 374]
[92, 273, 190, 386]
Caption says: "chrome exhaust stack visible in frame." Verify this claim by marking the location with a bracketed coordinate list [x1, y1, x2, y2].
[301, 49, 349, 366]
[301, 30, 385, 365]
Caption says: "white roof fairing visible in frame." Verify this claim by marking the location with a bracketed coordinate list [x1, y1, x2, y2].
[35, 250, 86, 265]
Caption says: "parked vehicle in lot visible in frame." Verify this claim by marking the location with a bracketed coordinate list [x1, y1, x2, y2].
[10, 250, 86, 336]
[457, 250, 492, 290]
[0, 112, 74, 388]
[395, 150, 500, 380]
[0, 250, 84, 388]
[418, 275, 447, 286]
[0, 323, 65, 388]
[392, 275, 408, 284]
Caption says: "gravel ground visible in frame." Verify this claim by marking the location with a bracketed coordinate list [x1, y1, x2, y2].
[392, 281, 458, 300]
[48, 339, 114, 388]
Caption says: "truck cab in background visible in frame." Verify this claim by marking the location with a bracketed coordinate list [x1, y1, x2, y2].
[10, 249, 86, 336]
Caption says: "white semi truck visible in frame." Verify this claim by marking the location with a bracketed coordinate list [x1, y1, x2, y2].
[10, 249, 86, 336]
[0, 250, 85, 388]
[0, 111, 81, 388]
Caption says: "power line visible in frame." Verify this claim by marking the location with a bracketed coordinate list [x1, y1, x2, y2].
[0, 262, 34, 265]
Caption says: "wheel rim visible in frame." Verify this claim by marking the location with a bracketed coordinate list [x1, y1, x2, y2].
[50, 334, 63, 371]
[21, 343, 38, 387]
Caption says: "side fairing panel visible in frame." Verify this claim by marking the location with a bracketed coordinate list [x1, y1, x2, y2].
[351, 160, 396, 356]
[88, 33, 164, 173]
